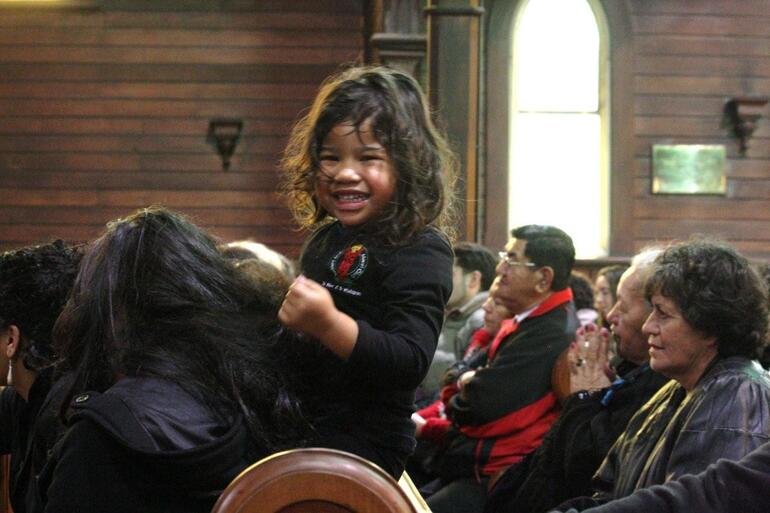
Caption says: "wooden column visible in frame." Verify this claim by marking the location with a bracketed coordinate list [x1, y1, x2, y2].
[425, 0, 484, 242]
[365, 0, 428, 87]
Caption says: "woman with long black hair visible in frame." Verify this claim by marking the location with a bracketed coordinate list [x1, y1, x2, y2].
[40, 207, 308, 513]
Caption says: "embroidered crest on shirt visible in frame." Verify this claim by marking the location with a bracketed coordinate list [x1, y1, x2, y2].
[330, 244, 368, 284]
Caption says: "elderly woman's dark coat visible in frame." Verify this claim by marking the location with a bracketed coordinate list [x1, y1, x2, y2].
[591, 357, 770, 502]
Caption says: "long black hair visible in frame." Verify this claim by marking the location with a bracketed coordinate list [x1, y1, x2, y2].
[53, 206, 308, 450]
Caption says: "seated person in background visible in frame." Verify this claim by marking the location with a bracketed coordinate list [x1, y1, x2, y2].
[408, 288, 512, 485]
[415, 292, 513, 437]
[0, 241, 81, 513]
[755, 261, 770, 369]
[454, 278, 510, 363]
[593, 265, 627, 328]
[220, 239, 296, 278]
[39, 207, 310, 513]
[485, 247, 669, 513]
[550, 438, 770, 513]
[424, 225, 578, 513]
[233, 258, 293, 309]
[569, 271, 599, 326]
[417, 242, 498, 406]
[556, 239, 770, 511]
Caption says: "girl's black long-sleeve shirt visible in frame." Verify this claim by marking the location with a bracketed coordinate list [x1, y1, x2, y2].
[298, 222, 453, 465]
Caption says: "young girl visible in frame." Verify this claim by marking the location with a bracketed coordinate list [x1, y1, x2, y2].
[279, 66, 456, 478]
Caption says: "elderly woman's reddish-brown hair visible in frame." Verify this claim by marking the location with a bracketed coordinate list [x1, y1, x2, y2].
[645, 239, 769, 360]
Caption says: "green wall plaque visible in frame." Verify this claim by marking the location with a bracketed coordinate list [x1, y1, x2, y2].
[651, 144, 726, 195]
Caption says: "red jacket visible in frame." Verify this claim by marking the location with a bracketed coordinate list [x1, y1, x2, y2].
[444, 289, 577, 478]
[417, 327, 501, 442]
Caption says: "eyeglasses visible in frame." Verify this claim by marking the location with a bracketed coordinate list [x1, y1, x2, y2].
[498, 251, 537, 268]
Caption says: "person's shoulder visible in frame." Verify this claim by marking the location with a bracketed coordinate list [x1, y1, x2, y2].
[0, 385, 23, 417]
[391, 226, 453, 261]
[682, 360, 770, 434]
[520, 301, 574, 332]
[379, 225, 449, 258]
[700, 357, 770, 392]
[414, 225, 452, 250]
[70, 376, 235, 453]
[0, 385, 20, 403]
[465, 302, 486, 326]
[619, 376, 679, 423]
[693, 358, 770, 407]
[303, 220, 339, 247]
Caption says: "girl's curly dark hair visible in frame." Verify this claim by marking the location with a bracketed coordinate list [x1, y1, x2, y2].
[281, 65, 457, 245]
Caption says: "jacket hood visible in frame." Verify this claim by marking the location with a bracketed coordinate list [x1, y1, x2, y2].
[67, 376, 256, 493]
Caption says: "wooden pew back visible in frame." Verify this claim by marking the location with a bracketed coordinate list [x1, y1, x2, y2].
[212, 448, 428, 513]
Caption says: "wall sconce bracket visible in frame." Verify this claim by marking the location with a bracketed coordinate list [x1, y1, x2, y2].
[724, 97, 768, 156]
[207, 118, 243, 171]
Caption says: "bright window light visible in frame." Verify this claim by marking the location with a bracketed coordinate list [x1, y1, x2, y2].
[510, 0, 607, 258]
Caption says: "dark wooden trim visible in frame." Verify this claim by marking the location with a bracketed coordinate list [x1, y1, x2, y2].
[465, 14, 481, 241]
[574, 256, 632, 280]
[424, 6, 484, 16]
[601, 0, 635, 256]
[426, 0, 483, 241]
[370, 33, 427, 50]
[0, 0, 100, 10]
[481, 0, 520, 251]
[363, 0, 381, 63]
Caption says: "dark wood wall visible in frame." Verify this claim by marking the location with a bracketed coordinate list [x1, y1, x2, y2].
[1, 0, 768, 260]
[482, 0, 770, 260]
[0, 0, 363, 256]
[628, 0, 770, 259]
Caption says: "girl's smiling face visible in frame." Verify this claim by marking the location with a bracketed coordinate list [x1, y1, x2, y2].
[315, 121, 396, 227]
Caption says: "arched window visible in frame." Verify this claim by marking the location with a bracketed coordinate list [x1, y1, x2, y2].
[509, 0, 609, 257]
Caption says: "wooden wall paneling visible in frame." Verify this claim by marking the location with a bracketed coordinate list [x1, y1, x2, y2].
[478, 0, 770, 260]
[0, 0, 365, 257]
[626, 0, 770, 260]
[3, 0, 769, 259]
[629, 0, 770, 16]
[636, 55, 770, 76]
[633, 137, 770, 159]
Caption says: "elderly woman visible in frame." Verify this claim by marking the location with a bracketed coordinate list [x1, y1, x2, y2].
[555, 240, 770, 509]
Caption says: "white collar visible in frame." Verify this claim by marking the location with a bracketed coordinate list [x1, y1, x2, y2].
[515, 303, 539, 324]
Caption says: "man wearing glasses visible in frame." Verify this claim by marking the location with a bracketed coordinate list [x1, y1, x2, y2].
[425, 225, 579, 513]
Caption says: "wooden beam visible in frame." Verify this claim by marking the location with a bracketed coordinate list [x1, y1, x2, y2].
[426, 0, 484, 242]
